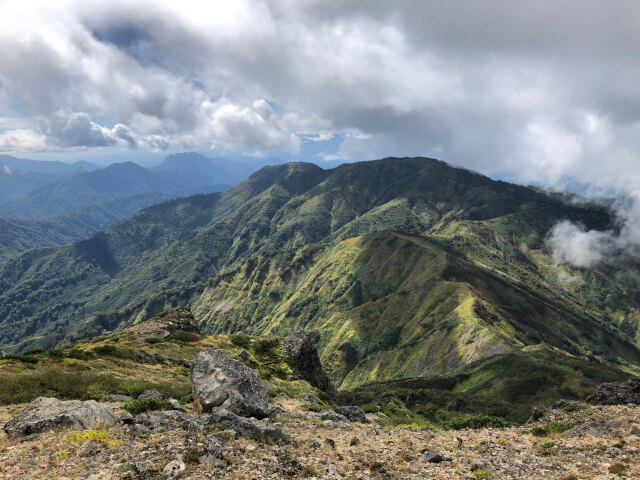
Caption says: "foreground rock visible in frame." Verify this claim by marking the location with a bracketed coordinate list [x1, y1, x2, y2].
[206, 409, 288, 442]
[3, 397, 117, 436]
[587, 376, 640, 405]
[283, 330, 336, 399]
[335, 406, 369, 423]
[191, 348, 270, 418]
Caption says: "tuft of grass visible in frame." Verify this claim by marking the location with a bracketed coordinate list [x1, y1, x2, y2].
[121, 398, 173, 415]
[472, 470, 492, 479]
[300, 404, 323, 412]
[144, 337, 164, 344]
[170, 330, 201, 343]
[529, 422, 574, 437]
[609, 462, 626, 475]
[231, 333, 251, 348]
[304, 466, 319, 477]
[442, 414, 509, 430]
[66, 429, 121, 447]
[541, 441, 557, 449]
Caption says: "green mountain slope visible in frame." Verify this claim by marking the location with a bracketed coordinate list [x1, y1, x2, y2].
[1, 157, 638, 420]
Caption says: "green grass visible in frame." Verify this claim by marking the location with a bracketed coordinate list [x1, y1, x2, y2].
[530, 422, 574, 437]
[121, 398, 173, 415]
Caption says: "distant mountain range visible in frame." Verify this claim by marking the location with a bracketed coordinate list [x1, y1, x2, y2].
[0, 152, 264, 256]
[1, 157, 638, 421]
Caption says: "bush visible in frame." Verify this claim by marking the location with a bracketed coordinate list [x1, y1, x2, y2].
[170, 330, 201, 343]
[48, 349, 67, 359]
[1, 354, 39, 364]
[300, 404, 323, 412]
[179, 394, 195, 405]
[68, 349, 94, 360]
[92, 345, 119, 356]
[529, 422, 574, 437]
[231, 333, 251, 348]
[144, 337, 164, 344]
[121, 398, 173, 415]
[442, 414, 509, 430]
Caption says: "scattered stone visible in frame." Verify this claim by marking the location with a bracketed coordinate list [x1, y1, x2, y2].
[162, 458, 187, 478]
[168, 398, 187, 412]
[191, 348, 270, 418]
[132, 460, 155, 475]
[283, 330, 336, 399]
[566, 419, 624, 436]
[335, 406, 369, 423]
[206, 408, 288, 442]
[139, 390, 164, 400]
[120, 411, 134, 424]
[301, 392, 319, 404]
[422, 449, 452, 463]
[588, 377, 640, 405]
[3, 397, 118, 436]
[310, 441, 322, 450]
[76, 440, 100, 457]
[237, 350, 252, 362]
[350, 436, 360, 446]
[318, 410, 349, 423]
[325, 438, 336, 449]
[471, 459, 490, 471]
[105, 395, 133, 402]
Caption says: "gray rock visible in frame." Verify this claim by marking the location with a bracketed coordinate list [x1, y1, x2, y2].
[191, 348, 269, 418]
[3, 397, 118, 436]
[139, 390, 164, 400]
[422, 449, 452, 463]
[318, 410, 349, 423]
[567, 420, 624, 437]
[132, 460, 155, 475]
[206, 408, 288, 442]
[105, 395, 133, 402]
[134, 410, 198, 431]
[120, 411, 134, 424]
[301, 392, 319, 404]
[283, 330, 336, 399]
[168, 398, 187, 412]
[335, 406, 369, 423]
[162, 458, 186, 478]
[471, 459, 490, 471]
[237, 350, 252, 362]
[76, 440, 100, 457]
[588, 377, 640, 405]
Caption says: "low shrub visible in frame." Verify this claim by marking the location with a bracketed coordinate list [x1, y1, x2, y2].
[144, 337, 164, 344]
[231, 333, 251, 348]
[300, 404, 323, 412]
[442, 414, 509, 430]
[68, 349, 94, 360]
[170, 330, 201, 343]
[1, 354, 39, 364]
[529, 422, 574, 437]
[121, 398, 173, 415]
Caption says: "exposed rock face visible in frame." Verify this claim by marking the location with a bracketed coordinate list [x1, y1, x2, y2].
[587, 377, 640, 405]
[191, 348, 270, 418]
[139, 390, 164, 400]
[335, 406, 369, 423]
[206, 409, 288, 442]
[3, 397, 117, 436]
[283, 330, 336, 399]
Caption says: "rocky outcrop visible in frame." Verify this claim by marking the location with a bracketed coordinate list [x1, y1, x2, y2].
[191, 348, 270, 418]
[139, 390, 164, 400]
[587, 377, 640, 405]
[283, 330, 336, 399]
[3, 397, 118, 436]
[205, 409, 288, 442]
[335, 406, 369, 423]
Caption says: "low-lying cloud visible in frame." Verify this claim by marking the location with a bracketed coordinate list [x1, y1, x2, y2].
[547, 194, 640, 268]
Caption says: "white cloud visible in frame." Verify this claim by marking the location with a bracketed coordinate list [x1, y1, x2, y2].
[0, 0, 638, 196]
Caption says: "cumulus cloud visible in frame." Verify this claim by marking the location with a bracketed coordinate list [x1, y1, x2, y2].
[0, 0, 638, 195]
[547, 194, 640, 268]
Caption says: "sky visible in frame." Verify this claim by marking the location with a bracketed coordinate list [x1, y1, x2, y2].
[0, 0, 639, 198]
